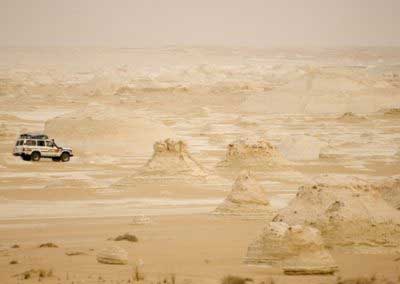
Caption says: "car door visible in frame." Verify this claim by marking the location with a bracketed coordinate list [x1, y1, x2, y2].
[46, 140, 60, 157]
[24, 139, 37, 153]
[37, 140, 48, 157]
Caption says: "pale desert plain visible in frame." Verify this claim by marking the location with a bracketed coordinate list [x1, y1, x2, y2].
[0, 46, 400, 284]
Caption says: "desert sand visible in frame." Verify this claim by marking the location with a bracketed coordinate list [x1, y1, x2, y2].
[0, 47, 400, 284]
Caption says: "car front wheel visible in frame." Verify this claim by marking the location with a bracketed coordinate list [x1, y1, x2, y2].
[60, 152, 70, 162]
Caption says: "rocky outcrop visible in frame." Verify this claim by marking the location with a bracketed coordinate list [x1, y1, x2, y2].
[114, 139, 211, 192]
[97, 246, 128, 265]
[375, 178, 400, 210]
[384, 108, 400, 117]
[218, 138, 286, 169]
[140, 139, 206, 177]
[132, 214, 151, 225]
[273, 183, 400, 249]
[246, 222, 338, 275]
[337, 112, 367, 123]
[214, 170, 274, 218]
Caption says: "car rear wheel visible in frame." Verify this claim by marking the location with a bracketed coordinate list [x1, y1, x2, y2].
[31, 152, 41, 162]
[21, 154, 31, 161]
[60, 152, 70, 162]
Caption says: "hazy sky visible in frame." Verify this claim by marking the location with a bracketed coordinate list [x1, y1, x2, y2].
[0, 0, 399, 47]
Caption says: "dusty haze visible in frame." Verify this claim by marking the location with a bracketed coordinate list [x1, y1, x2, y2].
[1, 0, 400, 47]
[1, 1, 400, 284]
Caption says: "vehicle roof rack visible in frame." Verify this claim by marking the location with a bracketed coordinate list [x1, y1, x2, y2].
[19, 133, 49, 140]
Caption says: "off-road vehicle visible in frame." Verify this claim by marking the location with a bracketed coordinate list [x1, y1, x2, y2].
[13, 133, 73, 162]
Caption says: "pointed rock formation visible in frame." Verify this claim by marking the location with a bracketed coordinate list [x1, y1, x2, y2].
[246, 222, 338, 275]
[214, 170, 274, 218]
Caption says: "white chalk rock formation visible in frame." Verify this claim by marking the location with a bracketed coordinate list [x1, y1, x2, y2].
[214, 170, 274, 218]
[246, 222, 338, 275]
[97, 246, 128, 265]
[132, 214, 151, 225]
[383, 108, 400, 117]
[218, 138, 286, 169]
[310, 175, 400, 211]
[273, 183, 400, 249]
[140, 139, 206, 177]
[362, 178, 400, 211]
[375, 179, 400, 210]
[337, 112, 367, 123]
[115, 139, 210, 191]
[378, 178, 400, 210]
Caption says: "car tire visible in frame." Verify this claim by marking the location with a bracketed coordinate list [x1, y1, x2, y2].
[21, 154, 31, 161]
[60, 152, 70, 162]
[31, 152, 41, 162]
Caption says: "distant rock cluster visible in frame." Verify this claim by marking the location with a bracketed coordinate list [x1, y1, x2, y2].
[218, 138, 286, 169]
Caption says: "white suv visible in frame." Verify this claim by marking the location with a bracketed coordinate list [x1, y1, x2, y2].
[13, 133, 73, 162]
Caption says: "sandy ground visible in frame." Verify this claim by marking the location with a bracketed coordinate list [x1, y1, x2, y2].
[0, 47, 400, 283]
[1, 215, 399, 284]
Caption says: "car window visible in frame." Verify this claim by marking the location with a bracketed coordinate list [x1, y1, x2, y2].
[46, 141, 53, 147]
[37, 140, 45, 147]
[15, 140, 22, 146]
[25, 140, 36, 146]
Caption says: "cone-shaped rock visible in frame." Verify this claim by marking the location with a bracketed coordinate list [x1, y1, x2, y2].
[114, 139, 212, 194]
[214, 170, 274, 218]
